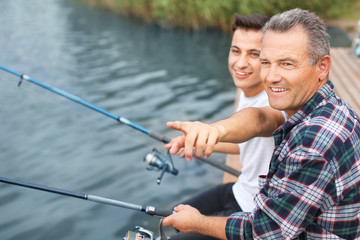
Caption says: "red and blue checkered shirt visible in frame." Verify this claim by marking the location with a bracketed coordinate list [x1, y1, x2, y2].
[226, 81, 360, 239]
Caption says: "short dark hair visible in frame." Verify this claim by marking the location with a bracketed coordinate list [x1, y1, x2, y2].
[232, 13, 270, 32]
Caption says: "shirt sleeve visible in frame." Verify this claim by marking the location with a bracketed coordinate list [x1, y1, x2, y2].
[225, 149, 338, 240]
[226, 211, 254, 239]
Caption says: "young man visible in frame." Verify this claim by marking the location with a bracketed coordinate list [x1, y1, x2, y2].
[163, 8, 360, 239]
[164, 13, 285, 240]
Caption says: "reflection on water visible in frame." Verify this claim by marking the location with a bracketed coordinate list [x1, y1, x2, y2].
[0, 0, 234, 239]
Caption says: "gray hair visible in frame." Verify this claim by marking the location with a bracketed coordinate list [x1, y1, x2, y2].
[262, 8, 330, 65]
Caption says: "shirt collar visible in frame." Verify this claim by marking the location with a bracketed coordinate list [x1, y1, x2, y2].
[274, 80, 334, 136]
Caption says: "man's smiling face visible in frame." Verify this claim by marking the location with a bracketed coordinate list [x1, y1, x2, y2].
[260, 25, 326, 118]
[228, 28, 264, 97]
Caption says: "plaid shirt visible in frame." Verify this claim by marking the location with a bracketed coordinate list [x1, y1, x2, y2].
[226, 81, 360, 239]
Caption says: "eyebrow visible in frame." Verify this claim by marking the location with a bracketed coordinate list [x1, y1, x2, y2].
[278, 57, 297, 62]
[259, 56, 267, 61]
[258, 56, 298, 63]
[231, 46, 260, 52]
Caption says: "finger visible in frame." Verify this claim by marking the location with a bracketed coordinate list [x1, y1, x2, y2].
[164, 143, 171, 150]
[204, 131, 218, 158]
[162, 215, 173, 227]
[167, 121, 187, 132]
[184, 130, 198, 161]
[165, 135, 184, 154]
[194, 131, 208, 160]
[169, 141, 181, 155]
[177, 148, 185, 158]
[164, 135, 182, 151]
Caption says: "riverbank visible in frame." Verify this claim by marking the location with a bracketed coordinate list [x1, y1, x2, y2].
[80, 0, 358, 34]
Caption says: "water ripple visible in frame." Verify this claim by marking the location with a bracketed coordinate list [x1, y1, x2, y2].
[0, 0, 232, 239]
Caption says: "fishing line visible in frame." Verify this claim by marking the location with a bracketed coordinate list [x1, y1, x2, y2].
[0, 65, 241, 177]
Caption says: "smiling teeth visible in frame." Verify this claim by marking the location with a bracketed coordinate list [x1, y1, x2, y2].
[271, 88, 287, 92]
[237, 72, 249, 76]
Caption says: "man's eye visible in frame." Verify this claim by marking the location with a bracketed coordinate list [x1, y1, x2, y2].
[281, 62, 295, 69]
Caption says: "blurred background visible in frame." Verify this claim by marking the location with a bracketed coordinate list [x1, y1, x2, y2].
[85, 0, 359, 41]
[0, 0, 358, 239]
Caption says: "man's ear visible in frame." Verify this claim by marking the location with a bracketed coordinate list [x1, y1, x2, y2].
[318, 55, 331, 82]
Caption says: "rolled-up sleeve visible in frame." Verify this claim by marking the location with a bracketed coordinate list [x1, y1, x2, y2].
[226, 212, 254, 239]
[225, 154, 337, 240]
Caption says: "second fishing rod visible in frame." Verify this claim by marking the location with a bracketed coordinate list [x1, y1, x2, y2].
[0, 65, 241, 177]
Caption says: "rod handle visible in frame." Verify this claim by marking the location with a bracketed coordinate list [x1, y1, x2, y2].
[145, 206, 173, 217]
[148, 131, 171, 143]
[199, 157, 241, 177]
[153, 209, 173, 217]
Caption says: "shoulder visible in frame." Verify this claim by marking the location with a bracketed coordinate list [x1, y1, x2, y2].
[311, 97, 359, 133]
[293, 100, 360, 151]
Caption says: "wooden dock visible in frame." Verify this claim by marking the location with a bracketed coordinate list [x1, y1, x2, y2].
[330, 47, 360, 114]
[223, 48, 360, 183]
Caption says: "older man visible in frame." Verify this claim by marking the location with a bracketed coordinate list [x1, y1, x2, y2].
[163, 8, 360, 239]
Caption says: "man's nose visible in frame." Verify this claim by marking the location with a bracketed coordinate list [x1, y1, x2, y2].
[235, 55, 248, 69]
[265, 65, 282, 83]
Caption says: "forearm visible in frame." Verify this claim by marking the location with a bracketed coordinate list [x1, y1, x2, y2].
[196, 216, 228, 240]
[165, 106, 284, 160]
[211, 107, 283, 143]
[213, 142, 240, 154]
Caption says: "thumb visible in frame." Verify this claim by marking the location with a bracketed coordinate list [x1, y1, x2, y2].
[162, 214, 174, 227]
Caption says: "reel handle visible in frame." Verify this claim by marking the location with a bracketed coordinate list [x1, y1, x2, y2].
[157, 165, 168, 185]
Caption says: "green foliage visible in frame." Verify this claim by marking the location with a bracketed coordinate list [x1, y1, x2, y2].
[83, 0, 355, 31]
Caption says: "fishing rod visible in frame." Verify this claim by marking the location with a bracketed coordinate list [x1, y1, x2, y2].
[0, 176, 171, 239]
[0, 176, 172, 217]
[0, 65, 240, 177]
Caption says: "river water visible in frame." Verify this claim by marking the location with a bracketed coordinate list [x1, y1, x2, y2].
[0, 0, 235, 239]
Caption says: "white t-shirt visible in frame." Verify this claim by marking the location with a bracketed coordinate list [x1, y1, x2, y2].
[232, 90, 279, 212]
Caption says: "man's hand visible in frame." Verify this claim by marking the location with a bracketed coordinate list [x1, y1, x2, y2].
[164, 121, 226, 160]
[162, 204, 228, 239]
[164, 135, 186, 158]
[162, 204, 203, 233]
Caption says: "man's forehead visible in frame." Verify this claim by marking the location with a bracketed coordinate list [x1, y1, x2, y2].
[232, 28, 263, 42]
[260, 28, 308, 58]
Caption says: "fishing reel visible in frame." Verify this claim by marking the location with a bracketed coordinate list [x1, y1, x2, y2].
[144, 148, 178, 185]
[123, 226, 154, 240]
[123, 222, 169, 240]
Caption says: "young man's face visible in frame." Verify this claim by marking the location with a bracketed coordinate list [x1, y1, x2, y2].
[228, 28, 264, 97]
[260, 26, 326, 117]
